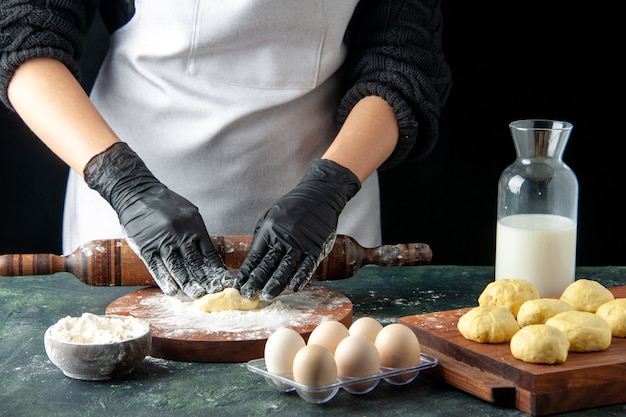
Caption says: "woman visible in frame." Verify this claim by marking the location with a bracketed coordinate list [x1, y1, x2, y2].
[0, 0, 451, 301]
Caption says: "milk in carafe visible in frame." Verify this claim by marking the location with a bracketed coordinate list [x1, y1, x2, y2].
[495, 213, 576, 297]
[495, 120, 578, 297]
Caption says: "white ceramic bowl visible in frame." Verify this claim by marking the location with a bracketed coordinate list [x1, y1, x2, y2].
[44, 315, 151, 380]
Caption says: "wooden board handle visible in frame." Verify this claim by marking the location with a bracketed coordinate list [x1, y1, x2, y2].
[0, 235, 432, 285]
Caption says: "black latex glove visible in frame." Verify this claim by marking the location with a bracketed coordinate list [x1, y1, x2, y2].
[234, 159, 361, 301]
[84, 142, 231, 298]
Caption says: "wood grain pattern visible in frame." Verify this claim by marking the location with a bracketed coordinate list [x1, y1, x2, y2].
[0, 235, 432, 284]
[105, 285, 352, 363]
[399, 286, 626, 416]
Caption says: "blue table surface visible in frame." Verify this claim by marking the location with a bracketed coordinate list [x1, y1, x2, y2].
[1, 265, 625, 417]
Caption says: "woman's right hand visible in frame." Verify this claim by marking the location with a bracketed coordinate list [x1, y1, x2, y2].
[7, 59, 230, 298]
[84, 142, 232, 299]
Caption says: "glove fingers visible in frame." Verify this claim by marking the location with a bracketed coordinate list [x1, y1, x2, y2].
[161, 247, 206, 299]
[198, 237, 230, 272]
[234, 235, 269, 290]
[289, 254, 317, 292]
[260, 254, 299, 301]
[180, 241, 230, 295]
[198, 241, 235, 290]
[233, 250, 261, 290]
[239, 246, 287, 299]
[127, 236, 179, 296]
[234, 236, 269, 290]
[147, 254, 179, 296]
[196, 264, 230, 294]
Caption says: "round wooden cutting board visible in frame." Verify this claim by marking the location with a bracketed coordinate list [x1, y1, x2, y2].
[106, 285, 352, 363]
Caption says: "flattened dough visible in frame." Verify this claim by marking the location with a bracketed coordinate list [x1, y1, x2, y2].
[559, 279, 614, 313]
[595, 298, 626, 337]
[478, 279, 540, 318]
[458, 305, 520, 343]
[517, 298, 573, 327]
[194, 288, 260, 312]
[545, 310, 612, 352]
[510, 324, 569, 364]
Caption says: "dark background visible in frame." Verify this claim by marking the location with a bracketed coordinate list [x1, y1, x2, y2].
[0, 2, 622, 266]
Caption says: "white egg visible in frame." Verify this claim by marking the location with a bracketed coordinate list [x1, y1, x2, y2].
[349, 317, 383, 342]
[264, 328, 306, 388]
[306, 320, 349, 354]
[375, 323, 421, 383]
[292, 344, 338, 400]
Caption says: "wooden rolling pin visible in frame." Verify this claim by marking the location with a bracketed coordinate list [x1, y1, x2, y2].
[0, 235, 432, 286]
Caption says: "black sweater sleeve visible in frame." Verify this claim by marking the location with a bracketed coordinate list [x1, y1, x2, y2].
[340, 0, 452, 170]
[0, 0, 98, 110]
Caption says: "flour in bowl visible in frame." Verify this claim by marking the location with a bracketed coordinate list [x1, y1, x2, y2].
[48, 313, 149, 344]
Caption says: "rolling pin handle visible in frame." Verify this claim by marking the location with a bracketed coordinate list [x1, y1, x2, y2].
[1, 235, 432, 285]
[366, 243, 433, 267]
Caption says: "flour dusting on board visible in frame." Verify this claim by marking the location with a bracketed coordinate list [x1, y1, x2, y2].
[111, 285, 350, 341]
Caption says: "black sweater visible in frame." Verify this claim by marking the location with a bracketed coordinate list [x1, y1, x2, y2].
[0, 0, 451, 169]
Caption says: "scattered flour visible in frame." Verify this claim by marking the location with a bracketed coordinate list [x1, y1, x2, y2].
[109, 285, 351, 341]
[48, 312, 149, 344]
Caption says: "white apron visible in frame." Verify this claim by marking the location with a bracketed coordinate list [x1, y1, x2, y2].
[63, 0, 382, 254]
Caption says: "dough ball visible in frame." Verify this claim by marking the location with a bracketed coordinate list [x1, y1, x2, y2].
[458, 305, 520, 343]
[194, 288, 260, 312]
[595, 298, 626, 337]
[545, 311, 612, 352]
[559, 279, 614, 313]
[510, 324, 569, 364]
[478, 279, 540, 318]
[517, 298, 574, 327]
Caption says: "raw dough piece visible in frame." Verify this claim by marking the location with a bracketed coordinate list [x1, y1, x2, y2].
[194, 288, 260, 312]
[559, 279, 614, 313]
[478, 279, 540, 318]
[545, 310, 612, 352]
[595, 298, 626, 337]
[458, 305, 520, 343]
[510, 324, 569, 364]
[517, 298, 574, 327]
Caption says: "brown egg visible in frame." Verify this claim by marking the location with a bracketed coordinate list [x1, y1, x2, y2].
[375, 323, 421, 384]
[306, 320, 349, 354]
[292, 344, 338, 401]
[334, 334, 380, 393]
[349, 317, 383, 342]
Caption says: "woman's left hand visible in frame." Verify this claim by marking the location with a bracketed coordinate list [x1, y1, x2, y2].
[233, 159, 360, 301]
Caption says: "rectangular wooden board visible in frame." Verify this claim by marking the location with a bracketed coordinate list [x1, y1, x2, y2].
[399, 286, 626, 416]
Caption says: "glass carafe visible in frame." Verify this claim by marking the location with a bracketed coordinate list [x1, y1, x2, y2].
[495, 119, 578, 297]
